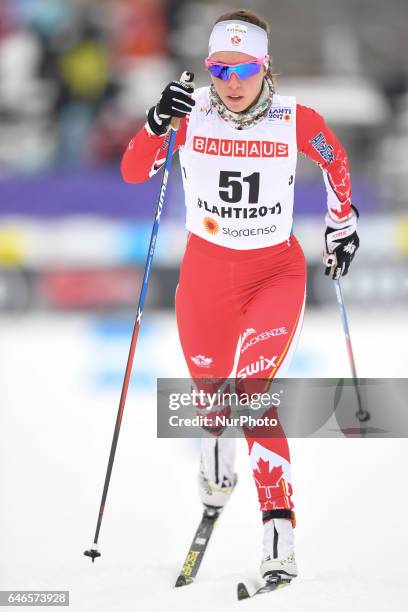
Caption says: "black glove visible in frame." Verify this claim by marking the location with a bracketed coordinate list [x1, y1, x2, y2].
[323, 205, 360, 279]
[146, 79, 195, 136]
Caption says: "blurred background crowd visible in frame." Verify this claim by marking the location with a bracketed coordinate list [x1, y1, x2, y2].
[0, 0, 407, 312]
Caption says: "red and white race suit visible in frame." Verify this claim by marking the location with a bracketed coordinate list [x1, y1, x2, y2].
[121, 86, 352, 516]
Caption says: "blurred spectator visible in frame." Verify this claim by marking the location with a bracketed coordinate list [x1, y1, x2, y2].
[109, 0, 168, 67]
[0, 0, 172, 173]
[0, 1, 14, 40]
[55, 20, 111, 166]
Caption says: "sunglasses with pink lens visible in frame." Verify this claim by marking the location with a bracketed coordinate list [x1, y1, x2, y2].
[205, 56, 267, 81]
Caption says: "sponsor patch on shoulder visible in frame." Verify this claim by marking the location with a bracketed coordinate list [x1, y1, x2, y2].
[267, 106, 293, 124]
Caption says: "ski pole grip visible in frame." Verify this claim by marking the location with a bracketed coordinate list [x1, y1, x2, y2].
[170, 71, 195, 130]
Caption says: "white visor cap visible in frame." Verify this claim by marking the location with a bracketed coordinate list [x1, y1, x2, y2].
[208, 20, 268, 59]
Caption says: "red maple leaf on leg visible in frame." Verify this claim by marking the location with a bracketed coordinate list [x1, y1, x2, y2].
[253, 457, 284, 499]
[252, 457, 293, 511]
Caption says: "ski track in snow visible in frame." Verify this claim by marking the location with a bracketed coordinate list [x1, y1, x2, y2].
[1, 310, 407, 611]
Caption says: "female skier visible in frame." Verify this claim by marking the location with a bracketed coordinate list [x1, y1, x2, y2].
[121, 9, 359, 582]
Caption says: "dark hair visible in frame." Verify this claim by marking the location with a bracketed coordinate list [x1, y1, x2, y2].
[215, 9, 276, 84]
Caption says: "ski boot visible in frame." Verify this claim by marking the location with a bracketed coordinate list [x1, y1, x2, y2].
[260, 510, 298, 583]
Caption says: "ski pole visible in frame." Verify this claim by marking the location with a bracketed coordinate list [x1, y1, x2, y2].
[333, 278, 370, 422]
[84, 71, 194, 562]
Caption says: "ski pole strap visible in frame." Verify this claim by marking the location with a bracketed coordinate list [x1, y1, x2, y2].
[262, 509, 296, 528]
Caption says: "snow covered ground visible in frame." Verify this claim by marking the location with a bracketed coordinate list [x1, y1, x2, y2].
[1, 307, 407, 611]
